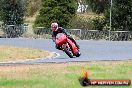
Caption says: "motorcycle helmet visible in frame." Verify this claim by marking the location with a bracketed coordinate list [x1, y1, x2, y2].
[51, 22, 58, 32]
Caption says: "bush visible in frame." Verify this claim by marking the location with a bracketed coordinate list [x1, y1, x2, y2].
[92, 17, 106, 31]
[25, 0, 41, 17]
[69, 15, 93, 30]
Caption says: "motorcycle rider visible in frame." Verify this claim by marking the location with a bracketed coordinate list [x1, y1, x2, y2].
[51, 22, 80, 50]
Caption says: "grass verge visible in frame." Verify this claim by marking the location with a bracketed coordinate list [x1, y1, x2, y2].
[0, 45, 49, 62]
[0, 61, 131, 88]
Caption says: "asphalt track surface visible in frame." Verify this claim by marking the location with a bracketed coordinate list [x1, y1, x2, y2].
[0, 38, 132, 65]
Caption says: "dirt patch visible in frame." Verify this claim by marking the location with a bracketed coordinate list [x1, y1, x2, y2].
[0, 45, 50, 62]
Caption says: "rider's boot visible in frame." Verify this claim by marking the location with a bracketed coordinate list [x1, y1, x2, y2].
[74, 42, 80, 49]
[55, 44, 61, 50]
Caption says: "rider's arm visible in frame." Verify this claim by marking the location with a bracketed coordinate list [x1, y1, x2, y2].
[59, 27, 70, 36]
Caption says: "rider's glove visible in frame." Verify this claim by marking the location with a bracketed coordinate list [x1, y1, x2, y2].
[52, 38, 55, 42]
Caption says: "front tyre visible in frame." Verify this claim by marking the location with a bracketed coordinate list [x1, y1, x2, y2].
[76, 51, 81, 57]
[62, 45, 73, 58]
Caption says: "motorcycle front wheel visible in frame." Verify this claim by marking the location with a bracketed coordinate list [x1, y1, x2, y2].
[62, 45, 73, 58]
[76, 51, 81, 57]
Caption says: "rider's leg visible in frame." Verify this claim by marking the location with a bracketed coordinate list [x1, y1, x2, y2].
[67, 36, 80, 49]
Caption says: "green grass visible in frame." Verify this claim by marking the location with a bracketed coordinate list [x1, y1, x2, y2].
[0, 61, 132, 88]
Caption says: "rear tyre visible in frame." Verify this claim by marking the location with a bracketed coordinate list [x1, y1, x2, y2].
[63, 46, 73, 58]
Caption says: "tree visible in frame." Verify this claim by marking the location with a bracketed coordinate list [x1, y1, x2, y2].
[87, 0, 132, 31]
[0, 0, 4, 21]
[87, 0, 109, 14]
[34, 0, 76, 29]
[2, 0, 25, 25]
[105, 0, 132, 31]
[1, 0, 25, 37]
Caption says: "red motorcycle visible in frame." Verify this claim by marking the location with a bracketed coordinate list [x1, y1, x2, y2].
[55, 33, 81, 58]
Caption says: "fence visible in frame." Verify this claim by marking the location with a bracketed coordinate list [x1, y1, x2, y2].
[0, 25, 132, 41]
[67, 29, 132, 41]
[0, 24, 28, 38]
[31, 28, 132, 41]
